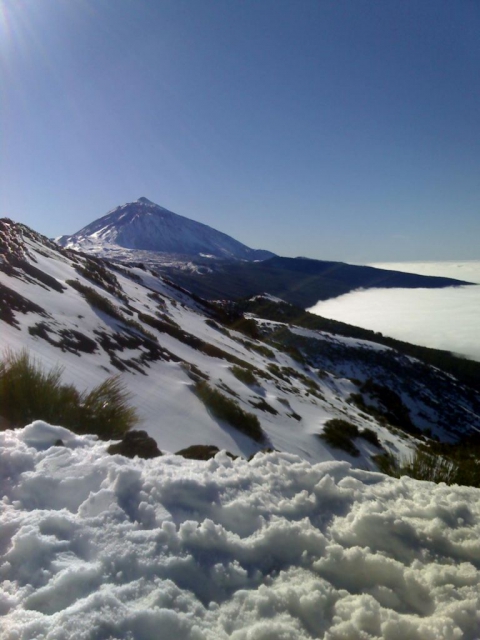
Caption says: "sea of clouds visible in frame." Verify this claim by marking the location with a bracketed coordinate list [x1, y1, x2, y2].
[309, 261, 480, 362]
[2, 421, 480, 639]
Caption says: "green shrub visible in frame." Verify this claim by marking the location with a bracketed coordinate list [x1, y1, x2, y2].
[74, 259, 128, 302]
[0, 350, 138, 439]
[67, 281, 158, 343]
[0, 351, 77, 429]
[289, 410, 302, 421]
[372, 452, 397, 476]
[66, 280, 122, 318]
[205, 318, 218, 329]
[195, 380, 265, 443]
[137, 312, 253, 368]
[239, 340, 275, 358]
[228, 317, 260, 339]
[219, 382, 239, 397]
[267, 363, 291, 381]
[205, 318, 230, 336]
[249, 397, 278, 415]
[373, 448, 458, 485]
[181, 362, 209, 382]
[319, 418, 360, 457]
[351, 380, 421, 436]
[359, 427, 381, 447]
[231, 365, 258, 386]
[401, 449, 458, 484]
[78, 376, 138, 437]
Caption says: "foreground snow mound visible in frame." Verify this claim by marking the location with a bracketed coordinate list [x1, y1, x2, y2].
[1, 423, 480, 639]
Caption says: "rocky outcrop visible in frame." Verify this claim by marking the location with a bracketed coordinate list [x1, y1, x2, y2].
[108, 430, 162, 459]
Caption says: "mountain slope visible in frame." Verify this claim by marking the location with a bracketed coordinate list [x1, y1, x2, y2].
[2, 218, 480, 466]
[159, 255, 474, 308]
[57, 197, 274, 261]
[3, 219, 480, 640]
[56, 199, 472, 308]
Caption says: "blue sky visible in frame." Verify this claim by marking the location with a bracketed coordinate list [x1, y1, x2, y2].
[1, 0, 479, 262]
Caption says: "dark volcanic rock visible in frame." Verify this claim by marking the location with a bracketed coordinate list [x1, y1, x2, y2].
[163, 256, 474, 308]
[175, 444, 237, 460]
[108, 430, 162, 459]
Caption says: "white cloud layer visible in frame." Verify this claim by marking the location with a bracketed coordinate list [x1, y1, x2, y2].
[2, 421, 480, 639]
[369, 261, 480, 285]
[309, 262, 480, 362]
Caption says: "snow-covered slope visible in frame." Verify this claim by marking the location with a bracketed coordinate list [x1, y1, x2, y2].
[3, 219, 480, 638]
[1, 218, 479, 464]
[57, 197, 274, 261]
[2, 421, 480, 639]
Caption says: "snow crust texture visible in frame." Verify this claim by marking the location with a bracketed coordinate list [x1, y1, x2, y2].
[2, 422, 480, 640]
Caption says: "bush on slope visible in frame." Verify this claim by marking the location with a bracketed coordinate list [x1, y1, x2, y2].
[375, 443, 480, 488]
[0, 350, 138, 438]
[195, 380, 265, 443]
[319, 418, 360, 457]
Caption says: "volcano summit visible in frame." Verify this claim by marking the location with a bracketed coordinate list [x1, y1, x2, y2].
[57, 197, 274, 261]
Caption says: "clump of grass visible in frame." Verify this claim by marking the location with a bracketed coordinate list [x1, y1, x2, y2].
[137, 311, 254, 369]
[228, 317, 260, 339]
[358, 427, 382, 448]
[195, 380, 265, 443]
[267, 363, 292, 382]
[181, 362, 209, 382]
[319, 418, 360, 457]
[374, 448, 461, 485]
[231, 365, 258, 386]
[75, 258, 128, 302]
[205, 318, 230, 336]
[401, 449, 458, 483]
[372, 452, 398, 476]
[0, 350, 138, 439]
[67, 281, 158, 343]
[77, 376, 138, 438]
[250, 397, 278, 415]
[67, 279, 123, 318]
[289, 410, 302, 421]
[239, 339, 275, 358]
[348, 380, 421, 436]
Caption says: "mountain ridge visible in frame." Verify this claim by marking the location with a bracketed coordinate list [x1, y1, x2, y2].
[2, 217, 479, 459]
[2, 217, 480, 640]
[55, 197, 473, 309]
[159, 255, 474, 308]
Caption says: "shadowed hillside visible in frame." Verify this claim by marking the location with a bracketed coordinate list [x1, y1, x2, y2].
[161, 256, 473, 308]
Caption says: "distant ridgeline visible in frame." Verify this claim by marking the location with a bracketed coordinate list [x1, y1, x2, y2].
[1, 215, 479, 462]
[240, 296, 480, 395]
[55, 197, 472, 309]
[161, 256, 473, 309]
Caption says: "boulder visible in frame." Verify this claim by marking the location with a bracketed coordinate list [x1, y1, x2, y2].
[108, 430, 162, 459]
[175, 444, 237, 461]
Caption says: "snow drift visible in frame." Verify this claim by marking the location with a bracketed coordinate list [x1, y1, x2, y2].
[1, 422, 480, 639]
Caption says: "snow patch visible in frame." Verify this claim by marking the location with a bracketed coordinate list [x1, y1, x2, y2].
[2, 423, 480, 639]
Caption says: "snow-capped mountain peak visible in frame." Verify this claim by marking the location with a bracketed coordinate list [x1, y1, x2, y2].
[57, 198, 275, 261]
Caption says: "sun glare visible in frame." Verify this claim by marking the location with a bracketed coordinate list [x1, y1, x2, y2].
[0, 0, 40, 65]
[0, 0, 13, 40]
